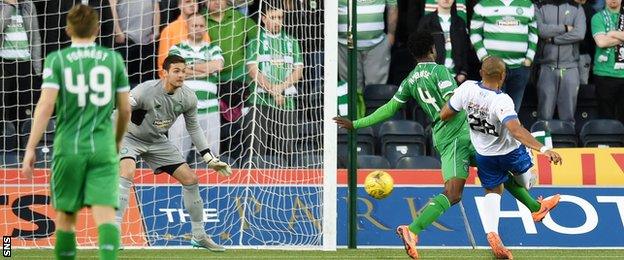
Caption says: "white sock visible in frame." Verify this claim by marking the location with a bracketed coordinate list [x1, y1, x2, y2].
[116, 177, 133, 227]
[483, 193, 502, 234]
[513, 169, 536, 190]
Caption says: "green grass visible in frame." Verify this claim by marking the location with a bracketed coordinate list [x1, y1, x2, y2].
[10, 249, 624, 259]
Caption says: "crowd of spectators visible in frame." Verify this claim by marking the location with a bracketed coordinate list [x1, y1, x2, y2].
[345, 0, 624, 125]
[1, 0, 623, 166]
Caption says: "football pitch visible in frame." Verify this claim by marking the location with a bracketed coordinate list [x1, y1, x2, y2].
[10, 248, 624, 259]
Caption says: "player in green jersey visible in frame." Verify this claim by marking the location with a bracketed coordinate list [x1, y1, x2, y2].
[335, 31, 557, 259]
[20, 5, 131, 260]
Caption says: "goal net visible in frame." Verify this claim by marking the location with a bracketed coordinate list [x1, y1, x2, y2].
[1, 0, 337, 250]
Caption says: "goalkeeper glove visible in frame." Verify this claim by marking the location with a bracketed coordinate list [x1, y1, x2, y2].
[202, 152, 232, 177]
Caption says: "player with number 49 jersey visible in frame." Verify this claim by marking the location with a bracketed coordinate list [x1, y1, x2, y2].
[39, 43, 129, 213]
[20, 5, 131, 260]
[41, 45, 130, 156]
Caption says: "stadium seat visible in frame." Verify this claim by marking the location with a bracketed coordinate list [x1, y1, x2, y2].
[219, 155, 240, 169]
[20, 119, 55, 148]
[297, 155, 323, 169]
[1, 121, 18, 152]
[412, 105, 432, 127]
[394, 156, 441, 169]
[363, 84, 398, 108]
[242, 156, 285, 169]
[15, 118, 54, 168]
[575, 84, 599, 133]
[580, 119, 624, 147]
[378, 120, 426, 164]
[337, 126, 375, 155]
[574, 105, 599, 134]
[363, 84, 405, 120]
[298, 123, 322, 151]
[1, 152, 19, 168]
[530, 120, 578, 147]
[33, 145, 54, 168]
[357, 155, 391, 169]
[518, 105, 538, 129]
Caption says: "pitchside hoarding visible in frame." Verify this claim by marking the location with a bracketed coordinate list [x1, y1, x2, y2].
[2, 148, 624, 247]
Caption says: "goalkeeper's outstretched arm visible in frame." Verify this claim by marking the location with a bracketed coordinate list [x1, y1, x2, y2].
[333, 99, 404, 130]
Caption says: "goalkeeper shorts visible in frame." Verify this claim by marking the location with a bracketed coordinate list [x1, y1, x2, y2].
[119, 135, 186, 174]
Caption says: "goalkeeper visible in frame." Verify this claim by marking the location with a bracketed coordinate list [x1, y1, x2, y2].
[334, 31, 559, 259]
[115, 55, 231, 252]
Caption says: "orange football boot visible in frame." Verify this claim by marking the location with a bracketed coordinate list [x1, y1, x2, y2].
[487, 232, 513, 259]
[396, 225, 419, 259]
[532, 194, 561, 222]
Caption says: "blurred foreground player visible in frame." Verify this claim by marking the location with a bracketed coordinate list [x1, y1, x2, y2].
[21, 5, 131, 260]
[115, 55, 231, 251]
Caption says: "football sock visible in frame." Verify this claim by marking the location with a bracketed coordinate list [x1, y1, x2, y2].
[98, 223, 120, 260]
[55, 229, 76, 260]
[504, 177, 541, 212]
[408, 194, 451, 235]
[116, 177, 133, 226]
[482, 193, 501, 234]
[513, 171, 534, 190]
[183, 183, 206, 238]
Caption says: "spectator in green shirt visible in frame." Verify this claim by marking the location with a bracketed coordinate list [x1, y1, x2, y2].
[204, 0, 257, 116]
[243, 1, 304, 165]
[591, 0, 624, 122]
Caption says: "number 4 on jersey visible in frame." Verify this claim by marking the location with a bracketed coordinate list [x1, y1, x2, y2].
[418, 88, 440, 112]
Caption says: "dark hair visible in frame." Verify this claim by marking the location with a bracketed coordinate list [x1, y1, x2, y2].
[67, 4, 99, 38]
[163, 55, 186, 71]
[407, 31, 435, 60]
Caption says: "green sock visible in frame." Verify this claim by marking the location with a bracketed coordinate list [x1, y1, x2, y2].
[98, 223, 120, 260]
[504, 177, 541, 212]
[408, 194, 451, 235]
[55, 229, 76, 260]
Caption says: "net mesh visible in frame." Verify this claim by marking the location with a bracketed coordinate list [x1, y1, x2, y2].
[1, 0, 329, 248]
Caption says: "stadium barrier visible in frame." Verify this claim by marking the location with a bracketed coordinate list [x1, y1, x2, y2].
[2, 148, 624, 247]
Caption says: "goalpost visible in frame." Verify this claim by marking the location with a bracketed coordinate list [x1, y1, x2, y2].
[1, 0, 337, 250]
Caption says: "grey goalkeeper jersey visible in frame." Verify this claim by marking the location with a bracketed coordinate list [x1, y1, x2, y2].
[127, 80, 209, 152]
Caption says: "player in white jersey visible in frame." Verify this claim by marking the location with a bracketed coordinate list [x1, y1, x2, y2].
[440, 56, 562, 259]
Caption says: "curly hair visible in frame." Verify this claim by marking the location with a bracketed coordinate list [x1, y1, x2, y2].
[406, 31, 435, 60]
